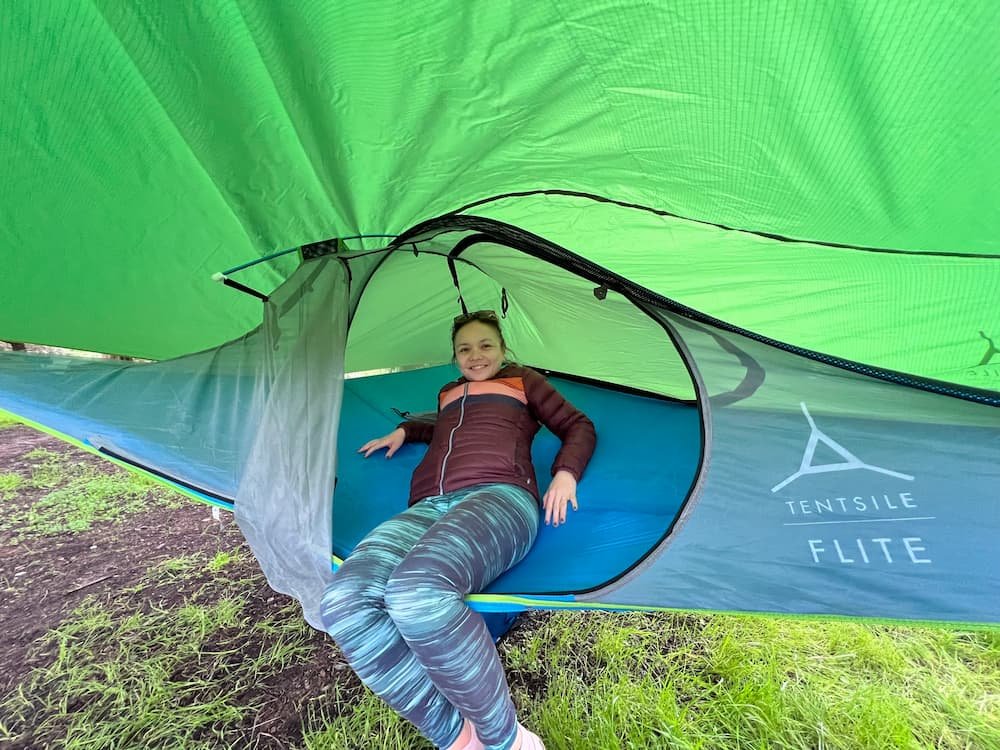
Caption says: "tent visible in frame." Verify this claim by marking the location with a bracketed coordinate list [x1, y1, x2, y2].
[1, 3, 998, 629]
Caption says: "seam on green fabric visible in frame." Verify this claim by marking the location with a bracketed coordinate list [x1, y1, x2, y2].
[453, 188, 1000, 258]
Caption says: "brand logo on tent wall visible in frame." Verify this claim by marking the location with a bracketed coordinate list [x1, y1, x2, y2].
[771, 403, 914, 492]
[773, 403, 932, 569]
[935, 331, 999, 385]
[969, 330, 1000, 380]
[977, 330, 999, 365]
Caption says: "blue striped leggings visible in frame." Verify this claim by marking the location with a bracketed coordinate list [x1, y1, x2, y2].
[319, 483, 540, 750]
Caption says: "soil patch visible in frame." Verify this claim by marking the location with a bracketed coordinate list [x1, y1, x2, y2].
[0, 427, 231, 693]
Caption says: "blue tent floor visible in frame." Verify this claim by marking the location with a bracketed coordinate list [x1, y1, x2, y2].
[335, 367, 702, 595]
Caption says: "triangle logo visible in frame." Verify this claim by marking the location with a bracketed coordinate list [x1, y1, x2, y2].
[771, 403, 914, 493]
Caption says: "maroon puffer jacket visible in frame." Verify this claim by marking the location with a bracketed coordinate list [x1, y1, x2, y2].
[398, 365, 596, 505]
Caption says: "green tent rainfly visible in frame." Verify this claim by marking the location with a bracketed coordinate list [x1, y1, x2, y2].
[1, 2, 998, 628]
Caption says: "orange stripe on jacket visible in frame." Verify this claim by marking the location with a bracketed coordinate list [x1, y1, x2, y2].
[439, 377, 527, 411]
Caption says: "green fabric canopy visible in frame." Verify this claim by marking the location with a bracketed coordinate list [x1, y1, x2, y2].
[2, 1, 998, 393]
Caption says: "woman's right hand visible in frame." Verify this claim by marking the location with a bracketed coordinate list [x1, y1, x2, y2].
[358, 427, 406, 458]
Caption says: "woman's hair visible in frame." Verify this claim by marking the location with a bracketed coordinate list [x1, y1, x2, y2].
[451, 310, 510, 358]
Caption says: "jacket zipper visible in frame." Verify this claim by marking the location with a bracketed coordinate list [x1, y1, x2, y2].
[438, 382, 469, 495]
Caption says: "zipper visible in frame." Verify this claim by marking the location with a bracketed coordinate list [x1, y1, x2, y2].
[438, 382, 469, 495]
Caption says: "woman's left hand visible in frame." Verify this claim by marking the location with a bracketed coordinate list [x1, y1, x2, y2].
[543, 470, 578, 527]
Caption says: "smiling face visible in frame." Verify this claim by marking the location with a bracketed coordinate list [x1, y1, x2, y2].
[453, 319, 506, 381]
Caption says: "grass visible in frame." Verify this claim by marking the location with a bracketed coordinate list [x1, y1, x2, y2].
[2, 559, 997, 749]
[303, 613, 1000, 750]
[0, 472, 23, 499]
[0, 409, 21, 430]
[302, 690, 423, 750]
[0, 547, 319, 750]
[499, 612, 1000, 750]
[306, 613, 1000, 750]
[0, 448, 184, 539]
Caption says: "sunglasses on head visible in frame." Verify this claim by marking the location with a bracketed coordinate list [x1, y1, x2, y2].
[452, 309, 499, 326]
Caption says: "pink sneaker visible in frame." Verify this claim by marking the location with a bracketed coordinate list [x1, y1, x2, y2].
[446, 719, 484, 750]
[514, 722, 545, 750]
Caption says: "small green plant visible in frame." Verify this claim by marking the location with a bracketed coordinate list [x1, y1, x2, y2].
[24, 449, 69, 488]
[0, 410, 21, 429]
[207, 550, 237, 572]
[22, 447, 61, 460]
[146, 553, 204, 581]
[0, 472, 24, 499]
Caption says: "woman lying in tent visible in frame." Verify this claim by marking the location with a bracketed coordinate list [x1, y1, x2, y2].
[320, 309, 596, 750]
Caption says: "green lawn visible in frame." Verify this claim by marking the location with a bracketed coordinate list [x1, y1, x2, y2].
[4, 551, 997, 750]
[308, 611, 999, 749]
